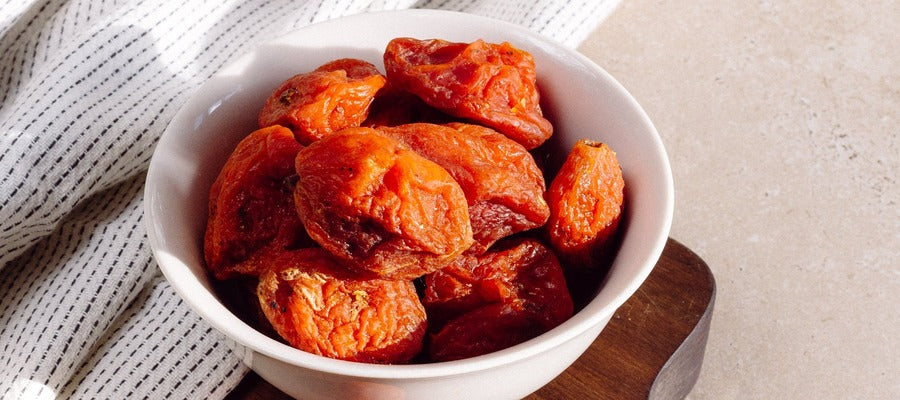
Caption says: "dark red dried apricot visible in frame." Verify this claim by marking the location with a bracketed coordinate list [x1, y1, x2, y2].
[427, 303, 539, 362]
[423, 238, 573, 361]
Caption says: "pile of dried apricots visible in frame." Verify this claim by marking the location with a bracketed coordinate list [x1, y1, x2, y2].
[204, 37, 625, 364]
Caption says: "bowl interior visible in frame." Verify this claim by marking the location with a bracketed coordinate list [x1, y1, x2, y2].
[145, 9, 672, 379]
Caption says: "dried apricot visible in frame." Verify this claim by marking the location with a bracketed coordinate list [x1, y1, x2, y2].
[258, 58, 386, 145]
[546, 140, 625, 269]
[293, 127, 474, 279]
[384, 38, 552, 149]
[428, 303, 539, 362]
[204, 125, 311, 279]
[257, 248, 426, 363]
[423, 238, 573, 361]
[377, 122, 549, 253]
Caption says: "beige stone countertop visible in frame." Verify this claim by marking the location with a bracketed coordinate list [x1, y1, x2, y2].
[577, 1, 899, 398]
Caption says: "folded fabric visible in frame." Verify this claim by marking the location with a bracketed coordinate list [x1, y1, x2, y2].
[0, 0, 619, 398]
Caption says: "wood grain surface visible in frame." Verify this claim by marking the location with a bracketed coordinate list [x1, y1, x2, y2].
[226, 238, 715, 400]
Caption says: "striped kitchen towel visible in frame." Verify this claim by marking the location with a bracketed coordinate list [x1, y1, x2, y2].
[0, 0, 620, 398]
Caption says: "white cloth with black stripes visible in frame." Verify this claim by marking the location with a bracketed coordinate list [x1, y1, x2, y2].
[0, 0, 619, 398]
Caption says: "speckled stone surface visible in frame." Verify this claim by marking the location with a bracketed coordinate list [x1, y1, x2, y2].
[578, 1, 899, 398]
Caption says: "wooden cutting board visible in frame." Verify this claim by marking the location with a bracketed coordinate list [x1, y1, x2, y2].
[227, 238, 716, 400]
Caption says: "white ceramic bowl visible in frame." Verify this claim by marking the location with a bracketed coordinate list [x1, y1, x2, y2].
[145, 9, 672, 400]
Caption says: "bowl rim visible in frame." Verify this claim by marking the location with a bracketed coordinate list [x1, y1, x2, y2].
[145, 8, 673, 380]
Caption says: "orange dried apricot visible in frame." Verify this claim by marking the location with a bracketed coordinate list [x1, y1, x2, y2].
[546, 140, 625, 269]
[204, 125, 311, 279]
[258, 58, 386, 145]
[384, 38, 552, 149]
[377, 122, 549, 253]
[257, 248, 426, 363]
[293, 127, 474, 279]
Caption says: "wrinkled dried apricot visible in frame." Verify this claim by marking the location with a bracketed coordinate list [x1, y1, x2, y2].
[428, 303, 539, 362]
[546, 140, 625, 269]
[384, 38, 552, 149]
[257, 248, 426, 363]
[423, 239, 573, 361]
[293, 127, 474, 279]
[258, 58, 386, 145]
[377, 122, 549, 253]
[204, 125, 311, 279]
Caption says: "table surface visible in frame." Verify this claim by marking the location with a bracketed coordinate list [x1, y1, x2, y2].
[577, 1, 899, 399]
